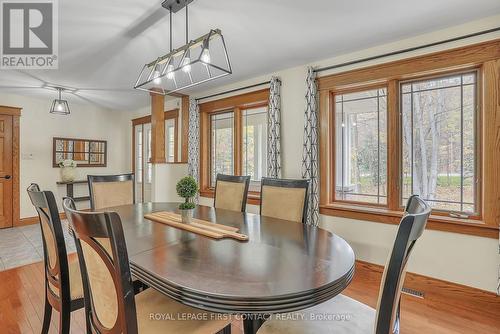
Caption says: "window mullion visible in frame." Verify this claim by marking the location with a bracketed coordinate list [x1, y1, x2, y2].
[387, 80, 400, 211]
[234, 107, 242, 175]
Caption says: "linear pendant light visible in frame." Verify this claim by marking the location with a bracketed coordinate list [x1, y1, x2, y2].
[134, 0, 232, 95]
[49, 87, 71, 115]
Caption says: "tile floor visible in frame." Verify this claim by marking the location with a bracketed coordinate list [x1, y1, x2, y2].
[0, 221, 75, 271]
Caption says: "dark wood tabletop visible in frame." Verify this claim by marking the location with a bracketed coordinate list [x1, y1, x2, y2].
[109, 202, 355, 318]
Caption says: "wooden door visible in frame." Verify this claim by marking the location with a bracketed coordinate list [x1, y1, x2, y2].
[0, 114, 13, 228]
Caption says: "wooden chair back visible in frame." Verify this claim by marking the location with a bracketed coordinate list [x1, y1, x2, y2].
[87, 173, 135, 210]
[27, 183, 71, 310]
[63, 198, 137, 333]
[260, 177, 310, 224]
[214, 174, 250, 212]
[374, 195, 431, 334]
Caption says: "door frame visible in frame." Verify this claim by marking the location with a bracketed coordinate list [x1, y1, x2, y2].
[0, 105, 21, 227]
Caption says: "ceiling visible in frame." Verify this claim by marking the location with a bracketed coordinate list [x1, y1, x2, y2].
[0, 0, 499, 110]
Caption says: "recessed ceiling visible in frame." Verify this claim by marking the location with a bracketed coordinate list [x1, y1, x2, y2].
[0, 0, 499, 110]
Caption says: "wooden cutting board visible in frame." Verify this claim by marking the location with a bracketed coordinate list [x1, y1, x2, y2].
[144, 211, 249, 241]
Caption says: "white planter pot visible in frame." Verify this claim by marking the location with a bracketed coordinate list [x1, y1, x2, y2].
[60, 167, 77, 182]
[180, 209, 194, 224]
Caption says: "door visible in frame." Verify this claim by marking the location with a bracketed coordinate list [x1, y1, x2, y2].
[0, 115, 13, 228]
[134, 123, 153, 203]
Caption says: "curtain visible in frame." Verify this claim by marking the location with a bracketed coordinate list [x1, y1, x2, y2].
[188, 98, 200, 200]
[302, 67, 319, 226]
[267, 76, 282, 178]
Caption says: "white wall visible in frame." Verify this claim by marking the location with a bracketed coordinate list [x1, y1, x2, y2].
[193, 15, 500, 293]
[0, 92, 131, 217]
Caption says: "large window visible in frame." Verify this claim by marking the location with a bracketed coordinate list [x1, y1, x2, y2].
[401, 72, 478, 214]
[334, 88, 387, 204]
[317, 39, 500, 238]
[210, 112, 234, 186]
[200, 89, 270, 197]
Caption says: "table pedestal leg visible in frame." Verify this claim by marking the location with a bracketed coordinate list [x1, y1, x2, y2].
[243, 317, 266, 334]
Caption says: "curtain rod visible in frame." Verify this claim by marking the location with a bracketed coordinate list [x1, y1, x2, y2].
[196, 79, 281, 102]
[314, 26, 500, 73]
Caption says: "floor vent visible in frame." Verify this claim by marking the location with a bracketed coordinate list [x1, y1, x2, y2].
[401, 287, 425, 299]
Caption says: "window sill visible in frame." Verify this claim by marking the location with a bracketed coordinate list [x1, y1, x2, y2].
[320, 203, 498, 239]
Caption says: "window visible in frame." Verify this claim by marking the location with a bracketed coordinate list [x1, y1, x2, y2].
[210, 112, 234, 187]
[243, 106, 268, 186]
[334, 88, 387, 204]
[317, 39, 500, 238]
[401, 72, 478, 214]
[166, 118, 176, 162]
[199, 89, 270, 196]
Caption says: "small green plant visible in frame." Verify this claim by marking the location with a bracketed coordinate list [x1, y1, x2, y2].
[176, 176, 198, 210]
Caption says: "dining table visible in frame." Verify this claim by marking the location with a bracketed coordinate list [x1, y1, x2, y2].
[108, 202, 355, 334]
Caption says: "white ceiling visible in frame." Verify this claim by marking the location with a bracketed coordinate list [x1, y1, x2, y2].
[0, 0, 499, 110]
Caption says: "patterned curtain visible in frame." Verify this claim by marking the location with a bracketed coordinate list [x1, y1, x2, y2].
[267, 76, 282, 178]
[301, 67, 319, 226]
[188, 98, 200, 200]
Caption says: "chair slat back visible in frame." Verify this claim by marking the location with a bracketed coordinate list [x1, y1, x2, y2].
[63, 198, 137, 334]
[27, 184, 71, 305]
[214, 174, 250, 212]
[260, 177, 310, 224]
[374, 195, 431, 334]
[88, 173, 135, 210]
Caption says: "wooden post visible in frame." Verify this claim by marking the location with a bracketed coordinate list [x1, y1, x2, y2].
[150, 93, 166, 164]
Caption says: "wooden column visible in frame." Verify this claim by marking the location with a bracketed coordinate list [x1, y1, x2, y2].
[150, 93, 166, 164]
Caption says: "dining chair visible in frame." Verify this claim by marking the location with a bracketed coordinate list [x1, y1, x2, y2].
[62, 198, 232, 334]
[260, 177, 310, 224]
[87, 173, 135, 210]
[257, 195, 431, 334]
[27, 184, 84, 334]
[214, 174, 251, 212]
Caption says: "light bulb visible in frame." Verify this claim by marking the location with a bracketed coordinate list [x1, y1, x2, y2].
[166, 64, 175, 79]
[201, 48, 211, 64]
[182, 56, 191, 73]
[56, 103, 63, 111]
[153, 72, 161, 85]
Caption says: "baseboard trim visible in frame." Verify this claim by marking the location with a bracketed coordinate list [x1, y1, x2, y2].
[355, 260, 499, 319]
[16, 212, 67, 227]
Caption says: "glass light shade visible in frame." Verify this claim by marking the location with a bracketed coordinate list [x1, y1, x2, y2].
[50, 99, 70, 115]
[134, 29, 232, 95]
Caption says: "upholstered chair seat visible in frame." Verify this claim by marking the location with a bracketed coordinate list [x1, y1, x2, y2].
[214, 174, 250, 212]
[258, 294, 375, 334]
[135, 289, 231, 333]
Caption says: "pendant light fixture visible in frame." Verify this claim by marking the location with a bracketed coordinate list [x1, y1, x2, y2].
[49, 87, 71, 115]
[134, 0, 232, 95]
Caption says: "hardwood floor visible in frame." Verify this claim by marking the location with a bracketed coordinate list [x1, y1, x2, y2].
[0, 258, 498, 334]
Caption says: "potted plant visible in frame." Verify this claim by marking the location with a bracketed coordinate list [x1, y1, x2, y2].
[176, 176, 198, 223]
[59, 159, 77, 182]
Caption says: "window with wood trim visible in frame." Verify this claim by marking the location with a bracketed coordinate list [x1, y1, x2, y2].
[400, 71, 479, 214]
[334, 87, 387, 205]
[317, 39, 500, 238]
[199, 89, 270, 196]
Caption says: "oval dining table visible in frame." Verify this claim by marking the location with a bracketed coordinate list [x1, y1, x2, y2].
[108, 202, 355, 334]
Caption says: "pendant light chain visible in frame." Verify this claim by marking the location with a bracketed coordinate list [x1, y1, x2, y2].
[169, 8, 173, 52]
[185, 4, 189, 44]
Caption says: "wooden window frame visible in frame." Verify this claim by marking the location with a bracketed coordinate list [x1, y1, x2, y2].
[131, 108, 179, 174]
[318, 39, 500, 238]
[199, 89, 269, 204]
[331, 83, 389, 208]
